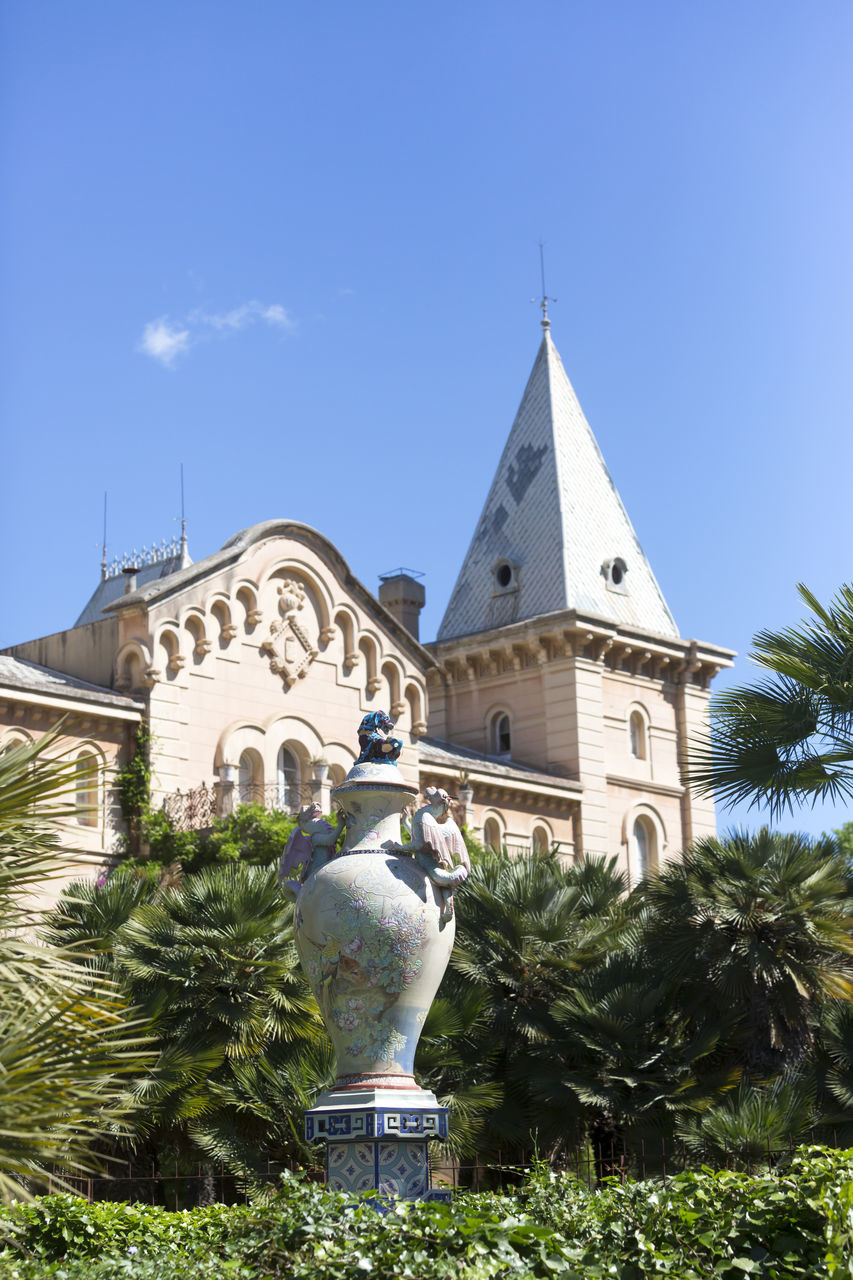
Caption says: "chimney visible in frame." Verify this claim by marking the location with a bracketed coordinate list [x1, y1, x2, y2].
[378, 570, 425, 640]
[123, 566, 139, 595]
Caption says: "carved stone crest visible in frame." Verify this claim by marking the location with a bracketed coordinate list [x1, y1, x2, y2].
[260, 580, 318, 688]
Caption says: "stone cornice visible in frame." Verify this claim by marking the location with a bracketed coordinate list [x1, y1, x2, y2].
[426, 610, 734, 691]
[0, 689, 141, 725]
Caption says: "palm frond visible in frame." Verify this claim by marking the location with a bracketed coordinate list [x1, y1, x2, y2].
[0, 735, 153, 1201]
[688, 583, 853, 818]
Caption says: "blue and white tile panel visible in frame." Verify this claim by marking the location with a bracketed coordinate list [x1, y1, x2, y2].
[305, 1106, 448, 1141]
[327, 1140, 430, 1198]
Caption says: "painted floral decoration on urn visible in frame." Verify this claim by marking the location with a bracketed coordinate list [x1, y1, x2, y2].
[293, 712, 467, 1087]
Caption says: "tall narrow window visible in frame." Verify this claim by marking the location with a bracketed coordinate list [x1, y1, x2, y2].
[238, 751, 258, 806]
[532, 826, 550, 856]
[630, 815, 658, 883]
[633, 818, 649, 876]
[75, 753, 99, 828]
[493, 713, 511, 756]
[483, 817, 502, 852]
[629, 710, 647, 760]
[277, 746, 299, 812]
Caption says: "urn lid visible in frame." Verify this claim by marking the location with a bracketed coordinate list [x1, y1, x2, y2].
[345, 760, 409, 784]
[333, 758, 418, 800]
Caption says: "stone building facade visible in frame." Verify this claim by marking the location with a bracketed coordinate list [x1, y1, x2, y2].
[1, 323, 732, 890]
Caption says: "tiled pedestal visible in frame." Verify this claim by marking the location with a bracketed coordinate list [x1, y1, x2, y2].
[305, 1082, 450, 1201]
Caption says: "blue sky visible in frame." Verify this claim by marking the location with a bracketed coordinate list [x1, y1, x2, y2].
[2, 2, 851, 837]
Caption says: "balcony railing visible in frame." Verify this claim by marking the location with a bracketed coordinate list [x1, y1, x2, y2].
[155, 781, 317, 832]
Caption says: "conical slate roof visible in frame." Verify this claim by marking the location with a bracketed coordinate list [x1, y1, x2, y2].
[437, 328, 679, 641]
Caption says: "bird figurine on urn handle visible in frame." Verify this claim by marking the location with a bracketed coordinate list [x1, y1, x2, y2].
[392, 787, 470, 922]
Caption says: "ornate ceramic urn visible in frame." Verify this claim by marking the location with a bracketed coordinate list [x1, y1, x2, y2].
[292, 713, 469, 1199]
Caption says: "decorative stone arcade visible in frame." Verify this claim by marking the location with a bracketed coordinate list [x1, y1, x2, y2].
[288, 712, 469, 1199]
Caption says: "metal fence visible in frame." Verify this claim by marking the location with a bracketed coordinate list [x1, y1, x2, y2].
[154, 782, 317, 832]
[48, 1130, 846, 1208]
[231, 782, 315, 812]
[47, 1159, 300, 1210]
[435, 1127, 847, 1191]
[157, 783, 218, 831]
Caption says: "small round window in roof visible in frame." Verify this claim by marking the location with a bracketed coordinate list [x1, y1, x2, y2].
[603, 558, 628, 594]
[490, 561, 521, 625]
[493, 560, 519, 593]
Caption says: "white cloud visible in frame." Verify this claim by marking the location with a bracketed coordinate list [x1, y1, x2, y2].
[193, 300, 296, 333]
[259, 303, 294, 329]
[138, 300, 295, 366]
[197, 303, 252, 331]
[138, 319, 191, 368]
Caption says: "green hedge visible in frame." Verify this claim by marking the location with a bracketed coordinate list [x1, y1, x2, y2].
[1, 1147, 851, 1280]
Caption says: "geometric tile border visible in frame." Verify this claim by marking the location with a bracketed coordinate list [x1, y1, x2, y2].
[305, 1106, 448, 1142]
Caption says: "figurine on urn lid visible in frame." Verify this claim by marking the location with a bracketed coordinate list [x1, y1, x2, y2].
[355, 710, 403, 765]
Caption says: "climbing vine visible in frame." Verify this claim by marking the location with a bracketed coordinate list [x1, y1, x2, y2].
[116, 723, 152, 851]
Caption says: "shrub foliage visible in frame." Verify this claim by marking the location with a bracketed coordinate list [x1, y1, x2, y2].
[1, 1147, 852, 1279]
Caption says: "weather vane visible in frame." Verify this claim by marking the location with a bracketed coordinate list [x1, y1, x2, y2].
[531, 240, 557, 330]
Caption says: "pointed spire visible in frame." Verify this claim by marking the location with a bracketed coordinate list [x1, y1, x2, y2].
[438, 330, 678, 641]
[178, 463, 191, 568]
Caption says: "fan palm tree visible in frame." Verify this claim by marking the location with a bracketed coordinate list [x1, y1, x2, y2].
[676, 1077, 818, 1170]
[0, 732, 150, 1202]
[640, 828, 853, 1073]
[532, 949, 733, 1170]
[113, 862, 325, 1173]
[186, 1038, 336, 1180]
[445, 849, 629, 1158]
[42, 872, 157, 970]
[116, 863, 319, 1058]
[414, 992, 503, 1160]
[690, 582, 853, 818]
[814, 999, 853, 1145]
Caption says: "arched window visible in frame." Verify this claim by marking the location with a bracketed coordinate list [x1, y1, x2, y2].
[483, 816, 502, 853]
[629, 710, 647, 760]
[75, 752, 99, 828]
[631, 815, 658, 883]
[492, 713, 511, 756]
[276, 746, 300, 812]
[532, 825, 550, 856]
[328, 763, 347, 788]
[238, 750, 260, 806]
